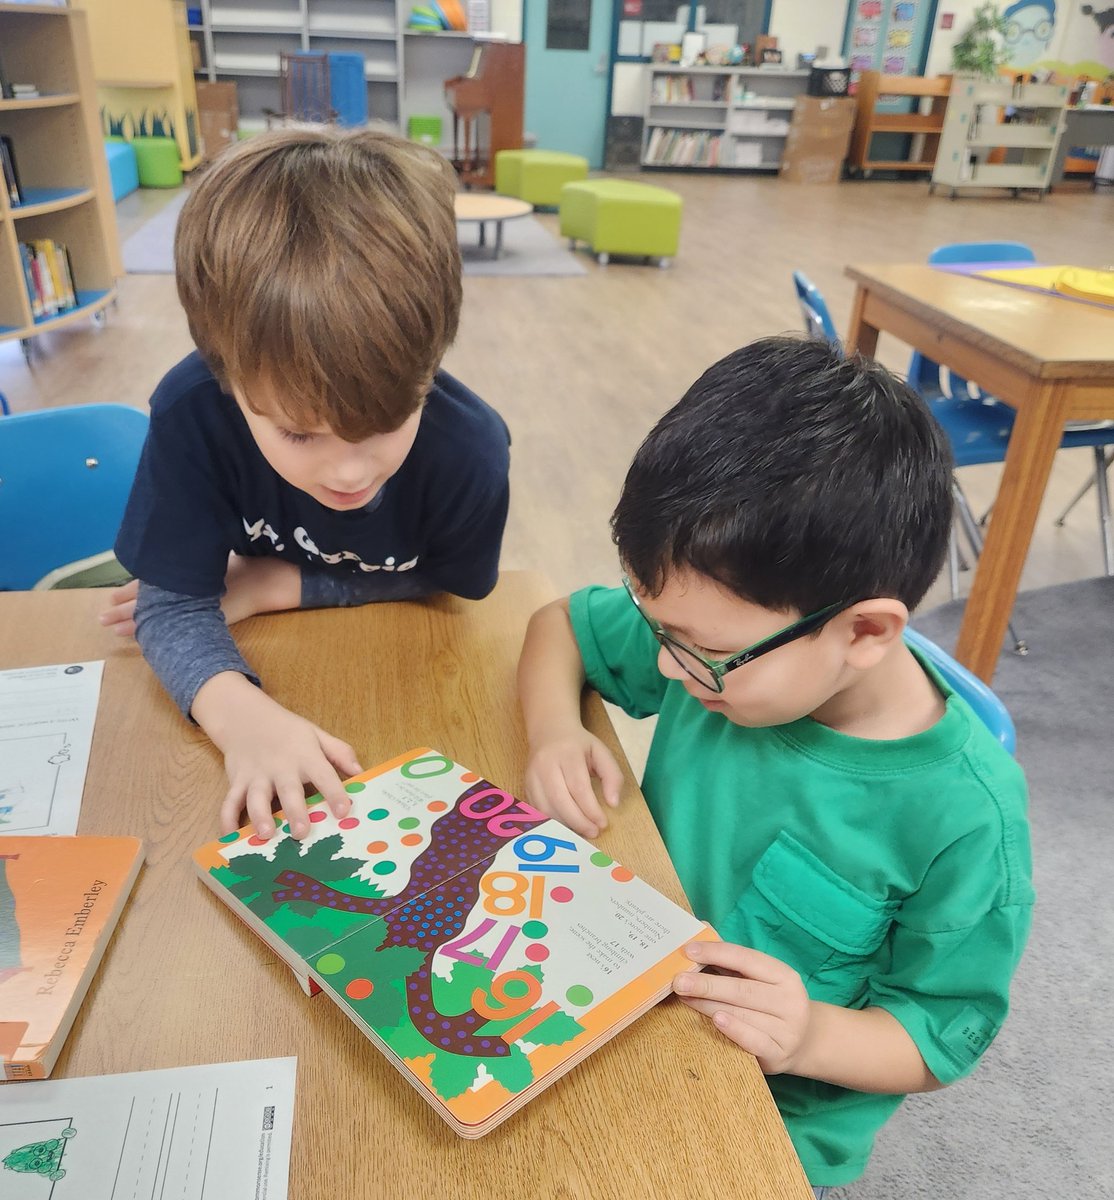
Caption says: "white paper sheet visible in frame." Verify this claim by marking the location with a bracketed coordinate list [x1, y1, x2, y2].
[0, 662, 103, 837]
[0, 1057, 296, 1198]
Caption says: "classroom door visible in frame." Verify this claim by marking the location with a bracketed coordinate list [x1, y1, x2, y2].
[524, 0, 612, 169]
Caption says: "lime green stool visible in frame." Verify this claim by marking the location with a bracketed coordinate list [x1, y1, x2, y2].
[495, 149, 588, 208]
[131, 136, 182, 188]
[559, 179, 682, 267]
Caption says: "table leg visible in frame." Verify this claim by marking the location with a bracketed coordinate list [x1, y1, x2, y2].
[845, 285, 879, 358]
[954, 380, 1070, 682]
[494, 220, 504, 259]
[478, 222, 486, 249]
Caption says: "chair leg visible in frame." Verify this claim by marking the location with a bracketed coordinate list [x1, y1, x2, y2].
[1055, 448, 1113, 527]
[947, 526, 960, 600]
[953, 483, 1029, 655]
[1095, 445, 1113, 576]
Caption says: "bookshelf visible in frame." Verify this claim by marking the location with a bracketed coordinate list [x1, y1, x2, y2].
[641, 65, 808, 172]
[930, 76, 1069, 199]
[848, 72, 951, 177]
[0, 3, 121, 363]
[191, 0, 406, 132]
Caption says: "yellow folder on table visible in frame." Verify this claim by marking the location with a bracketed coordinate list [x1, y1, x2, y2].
[980, 265, 1114, 305]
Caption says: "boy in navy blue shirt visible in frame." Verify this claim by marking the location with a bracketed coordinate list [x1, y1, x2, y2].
[103, 128, 510, 841]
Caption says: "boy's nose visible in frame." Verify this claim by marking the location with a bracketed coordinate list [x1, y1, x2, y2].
[656, 642, 685, 681]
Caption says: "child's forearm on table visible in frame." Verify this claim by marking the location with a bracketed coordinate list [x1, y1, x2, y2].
[517, 599, 589, 743]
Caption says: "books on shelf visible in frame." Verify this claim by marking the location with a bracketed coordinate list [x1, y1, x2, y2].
[1, 135, 21, 204]
[645, 126, 725, 167]
[1, 836, 144, 1081]
[18, 239, 78, 318]
[650, 73, 727, 104]
[193, 747, 711, 1138]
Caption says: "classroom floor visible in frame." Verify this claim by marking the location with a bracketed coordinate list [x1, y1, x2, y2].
[2, 174, 1109, 770]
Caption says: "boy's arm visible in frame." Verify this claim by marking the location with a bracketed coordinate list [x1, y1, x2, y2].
[674, 941, 943, 1095]
[133, 582, 360, 839]
[518, 599, 623, 839]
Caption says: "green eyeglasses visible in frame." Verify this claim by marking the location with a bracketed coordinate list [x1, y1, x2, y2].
[622, 575, 858, 695]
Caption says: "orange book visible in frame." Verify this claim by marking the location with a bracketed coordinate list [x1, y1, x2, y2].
[0, 836, 144, 1080]
[194, 748, 713, 1137]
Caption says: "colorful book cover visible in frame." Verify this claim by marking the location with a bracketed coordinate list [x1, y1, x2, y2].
[0, 836, 144, 1081]
[194, 748, 712, 1137]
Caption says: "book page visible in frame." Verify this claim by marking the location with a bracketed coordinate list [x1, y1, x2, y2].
[0, 1057, 296, 1198]
[0, 662, 104, 837]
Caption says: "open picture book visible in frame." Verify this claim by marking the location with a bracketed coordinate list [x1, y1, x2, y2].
[193, 747, 712, 1137]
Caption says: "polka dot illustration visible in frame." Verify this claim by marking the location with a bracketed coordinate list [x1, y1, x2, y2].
[346, 978, 374, 1000]
[611, 866, 634, 883]
[522, 920, 548, 939]
[399, 817, 421, 830]
[427, 800, 448, 813]
[566, 984, 594, 1007]
[372, 860, 397, 876]
[401, 833, 423, 847]
[460, 772, 480, 783]
[590, 851, 613, 867]
[550, 887, 574, 903]
[316, 953, 345, 975]
[367, 840, 388, 854]
[338, 817, 360, 830]
[247, 834, 269, 846]
[368, 808, 389, 821]
[219, 832, 240, 844]
[344, 781, 366, 794]
[309, 810, 327, 823]
[525, 944, 549, 962]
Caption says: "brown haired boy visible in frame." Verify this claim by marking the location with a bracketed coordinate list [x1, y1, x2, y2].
[103, 128, 510, 841]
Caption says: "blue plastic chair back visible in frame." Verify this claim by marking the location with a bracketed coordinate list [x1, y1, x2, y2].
[909, 243, 1037, 403]
[792, 270, 840, 348]
[905, 627, 1016, 754]
[0, 404, 148, 590]
[0, 393, 9, 416]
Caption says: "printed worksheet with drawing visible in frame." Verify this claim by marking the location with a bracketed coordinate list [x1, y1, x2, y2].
[0, 662, 103, 837]
[0, 1057, 296, 1199]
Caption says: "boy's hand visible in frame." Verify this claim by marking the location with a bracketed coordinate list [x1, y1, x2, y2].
[673, 941, 813, 1076]
[99, 556, 301, 637]
[192, 673, 363, 840]
[523, 729, 624, 839]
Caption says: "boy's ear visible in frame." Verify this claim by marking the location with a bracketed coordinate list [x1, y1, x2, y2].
[840, 599, 910, 670]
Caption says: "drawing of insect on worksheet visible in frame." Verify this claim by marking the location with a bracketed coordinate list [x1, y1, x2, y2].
[0, 663, 103, 837]
[0, 1058, 296, 1199]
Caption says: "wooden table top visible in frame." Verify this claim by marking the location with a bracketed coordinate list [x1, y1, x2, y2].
[0, 576, 810, 1199]
[846, 263, 1114, 381]
[454, 193, 533, 222]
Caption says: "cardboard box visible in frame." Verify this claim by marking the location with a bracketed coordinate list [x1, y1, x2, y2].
[779, 96, 855, 183]
[196, 81, 239, 160]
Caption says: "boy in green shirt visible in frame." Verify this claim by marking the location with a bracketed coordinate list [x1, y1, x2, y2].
[517, 336, 1033, 1192]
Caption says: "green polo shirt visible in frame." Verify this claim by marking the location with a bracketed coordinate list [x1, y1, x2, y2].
[570, 585, 1033, 1188]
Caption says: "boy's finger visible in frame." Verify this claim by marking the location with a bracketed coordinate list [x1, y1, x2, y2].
[684, 940, 794, 984]
[545, 784, 599, 839]
[275, 777, 309, 835]
[320, 732, 363, 778]
[310, 761, 352, 821]
[245, 780, 278, 838]
[674, 970, 781, 1013]
[590, 743, 625, 808]
[218, 785, 246, 835]
[562, 758, 608, 833]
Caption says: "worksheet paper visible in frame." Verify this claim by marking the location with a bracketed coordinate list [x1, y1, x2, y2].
[0, 662, 103, 837]
[0, 1056, 296, 1199]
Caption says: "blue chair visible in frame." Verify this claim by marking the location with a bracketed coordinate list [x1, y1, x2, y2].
[0, 404, 148, 590]
[910, 241, 1114, 581]
[0, 393, 9, 416]
[792, 270, 840, 347]
[905, 627, 1016, 754]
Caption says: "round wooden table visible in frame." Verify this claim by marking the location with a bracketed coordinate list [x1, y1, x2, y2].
[454, 193, 532, 259]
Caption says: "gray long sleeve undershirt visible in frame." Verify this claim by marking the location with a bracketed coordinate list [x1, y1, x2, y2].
[134, 566, 434, 718]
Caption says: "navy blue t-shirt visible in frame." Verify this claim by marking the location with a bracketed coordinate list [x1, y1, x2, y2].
[116, 351, 511, 601]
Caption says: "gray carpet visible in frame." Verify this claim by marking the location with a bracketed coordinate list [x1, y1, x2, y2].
[120, 194, 586, 278]
[842, 577, 1114, 1199]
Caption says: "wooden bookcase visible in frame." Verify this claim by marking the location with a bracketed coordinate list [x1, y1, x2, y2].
[641, 65, 809, 172]
[0, 3, 121, 361]
[930, 76, 1069, 199]
[848, 71, 951, 176]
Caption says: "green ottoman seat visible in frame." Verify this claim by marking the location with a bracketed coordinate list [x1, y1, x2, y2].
[131, 136, 182, 188]
[495, 148, 588, 207]
[559, 179, 682, 266]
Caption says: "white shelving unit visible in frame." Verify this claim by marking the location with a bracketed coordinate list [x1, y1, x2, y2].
[190, 0, 405, 130]
[641, 65, 808, 172]
[931, 76, 1069, 198]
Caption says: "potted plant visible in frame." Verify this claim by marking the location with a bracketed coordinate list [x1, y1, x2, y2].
[951, 2, 1009, 79]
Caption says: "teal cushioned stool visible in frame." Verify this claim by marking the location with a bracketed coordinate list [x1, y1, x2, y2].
[495, 149, 588, 207]
[559, 179, 682, 266]
[131, 136, 182, 188]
